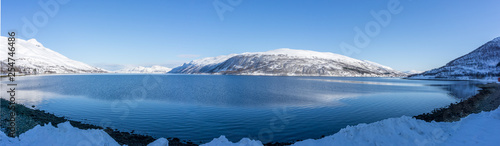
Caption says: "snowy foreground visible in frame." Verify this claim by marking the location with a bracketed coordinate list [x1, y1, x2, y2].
[1, 108, 500, 146]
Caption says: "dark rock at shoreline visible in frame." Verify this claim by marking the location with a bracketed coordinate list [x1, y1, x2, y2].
[414, 83, 500, 122]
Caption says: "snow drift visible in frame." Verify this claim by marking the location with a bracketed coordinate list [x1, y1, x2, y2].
[0, 122, 120, 146]
[292, 107, 500, 146]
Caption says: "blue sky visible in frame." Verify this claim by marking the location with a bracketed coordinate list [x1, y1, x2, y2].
[2, 0, 500, 71]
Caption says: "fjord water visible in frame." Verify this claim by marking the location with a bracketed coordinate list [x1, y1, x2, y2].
[7, 75, 480, 143]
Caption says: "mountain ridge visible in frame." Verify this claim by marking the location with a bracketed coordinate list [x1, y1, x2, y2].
[408, 37, 500, 80]
[0, 37, 106, 74]
[170, 48, 406, 77]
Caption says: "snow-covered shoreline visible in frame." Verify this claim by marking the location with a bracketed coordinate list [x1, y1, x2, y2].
[1, 106, 499, 146]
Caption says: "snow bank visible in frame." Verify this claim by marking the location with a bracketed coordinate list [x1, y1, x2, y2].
[292, 107, 500, 146]
[0, 122, 120, 146]
[195, 107, 500, 146]
[147, 138, 169, 146]
[1, 108, 499, 146]
[200, 136, 263, 146]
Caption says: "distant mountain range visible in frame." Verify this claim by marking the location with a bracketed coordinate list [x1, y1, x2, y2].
[403, 70, 424, 75]
[0, 37, 106, 74]
[9, 36, 498, 79]
[114, 65, 172, 74]
[408, 37, 500, 80]
[169, 48, 406, 77]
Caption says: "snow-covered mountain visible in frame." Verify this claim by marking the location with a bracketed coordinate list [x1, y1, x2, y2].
[0, 37, 106, 74]
[408, 37, 500, 80]
[169, 48, 405, 77]
[114, 65, 172, 74]
[403, 70, 424, 75]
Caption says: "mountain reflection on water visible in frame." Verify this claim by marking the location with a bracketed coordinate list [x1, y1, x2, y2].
[430, 82, 481, 100]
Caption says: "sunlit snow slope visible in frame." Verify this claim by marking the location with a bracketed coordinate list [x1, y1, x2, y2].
[0, 37, 106, 74]
[170, 48, 405, 77]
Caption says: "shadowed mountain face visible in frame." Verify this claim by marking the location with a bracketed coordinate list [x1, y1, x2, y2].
[170, 49, 405, 77]
[409, 37, 500, 79]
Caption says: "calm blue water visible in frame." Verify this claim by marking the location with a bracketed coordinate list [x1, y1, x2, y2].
[3, 75, 480, 143]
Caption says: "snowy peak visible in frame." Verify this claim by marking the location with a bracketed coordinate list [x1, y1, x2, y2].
[362, 60, 394, 70]
[409, 37, 500, 80]
[187, 54, 239, 66]
[170, 48, 405, 77]
[241, 48, 365, 64]
[27, 39, 43, 47]
[0, 37, 106, 74]
[246, 48, 351, 59]
[115, 65, 172, 74]
[185, 48, 362, 67]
